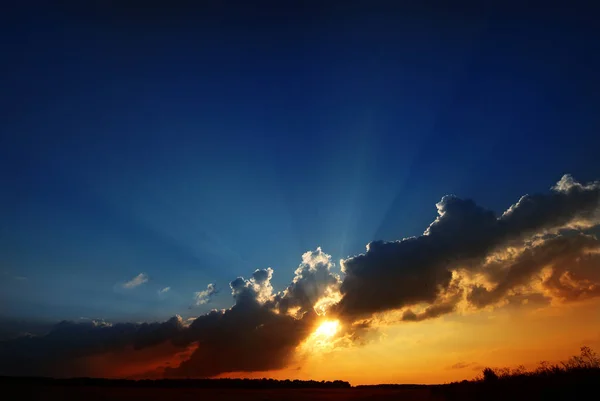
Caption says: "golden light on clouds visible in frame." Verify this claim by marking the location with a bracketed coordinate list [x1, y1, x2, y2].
[312, 288, 343, 316]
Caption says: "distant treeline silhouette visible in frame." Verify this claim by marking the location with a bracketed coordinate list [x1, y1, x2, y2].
[355, 383, 433, 389]
[0, 376, 350, 389]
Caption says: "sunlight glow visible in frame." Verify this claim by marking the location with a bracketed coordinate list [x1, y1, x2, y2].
[314, 320, 339, 339]
[298, 320, 342, 354]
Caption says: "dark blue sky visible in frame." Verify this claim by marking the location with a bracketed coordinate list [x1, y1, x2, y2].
[1, 1, 599, 323]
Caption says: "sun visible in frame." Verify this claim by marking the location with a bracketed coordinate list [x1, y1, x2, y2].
[298, 320, 342, 353]
[314, 320, 339, 339]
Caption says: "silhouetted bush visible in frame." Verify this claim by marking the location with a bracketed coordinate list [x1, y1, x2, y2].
[438, 346, 600, 401]
[479, 346, 600, 381]
[482, 367, 498, 382]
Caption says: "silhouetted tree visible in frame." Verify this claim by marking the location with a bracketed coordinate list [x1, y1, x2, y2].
[482, 367, 498, 382]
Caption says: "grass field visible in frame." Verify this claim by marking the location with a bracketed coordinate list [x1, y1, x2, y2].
[10, 386, 439, 401]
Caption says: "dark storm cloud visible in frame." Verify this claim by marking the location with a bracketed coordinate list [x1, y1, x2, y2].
[0, 319, 54, 341]
[165, 267, 315, 377]
[499, 175, 600, 237]
[337, 175, 600, 319]
[0, 317, 185, 377]
[169, 251, 341, 378]
[335, 194, 507, 319]
[400, 279, 464, 322]
[167, 292, 314, 377]
[402, 299, 459, 322]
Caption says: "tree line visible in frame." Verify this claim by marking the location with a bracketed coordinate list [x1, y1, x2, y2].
[0, 376, 351, 389]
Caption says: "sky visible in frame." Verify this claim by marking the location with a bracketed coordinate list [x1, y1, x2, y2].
[1, 0, 600, 384]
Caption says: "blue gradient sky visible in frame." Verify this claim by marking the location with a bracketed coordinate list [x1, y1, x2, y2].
[2, 1, 599, 323]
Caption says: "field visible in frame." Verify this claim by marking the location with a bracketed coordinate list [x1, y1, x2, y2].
[4, 378, 597, 401]
[8, 386, 439, 401]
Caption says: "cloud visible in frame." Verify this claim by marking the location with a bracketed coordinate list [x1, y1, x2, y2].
[448, 361, 476, 370]
[0, 175, 599, 379]
[194, 283, 217, 306]
[122, 273, 148, 289]
[167, 271, 316, 377]
[467, 232, 600, 307]
[0, 319, 54, 341]
[503, 292, 552, 309]
[157, 287, 171, 298]
[335, 175, 600, 320]
[230, 269, 272, 304]
[273, 248, 341, 317]
[402, 298, 460, 322]
[0, 316, 186, 377]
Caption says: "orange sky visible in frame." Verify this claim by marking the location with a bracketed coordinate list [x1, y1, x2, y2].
[216, 297, 600, 385]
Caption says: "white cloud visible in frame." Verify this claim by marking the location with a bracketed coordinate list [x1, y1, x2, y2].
[194, 283, 217, 305]
[122, 273, 148, 289]
[158, 286, 171, 295]
[230, 268, 274, 304]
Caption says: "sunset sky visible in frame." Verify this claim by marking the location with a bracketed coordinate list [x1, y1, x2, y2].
[1, 1, 600, 385]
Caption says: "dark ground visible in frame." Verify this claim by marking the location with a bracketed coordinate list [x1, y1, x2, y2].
[3, 368, 599, 401]
[2, 383, 595, 401]
[1, 386, 439, 401]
